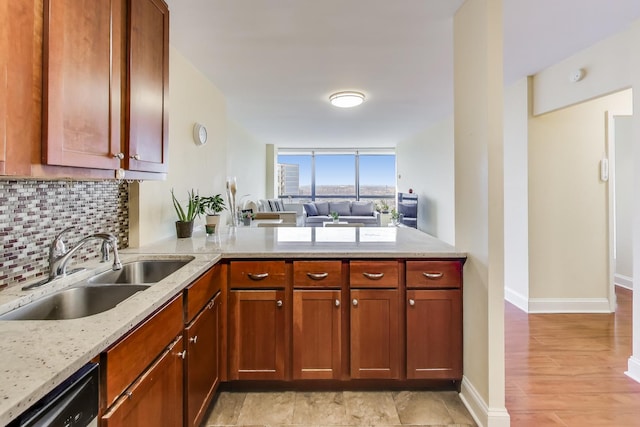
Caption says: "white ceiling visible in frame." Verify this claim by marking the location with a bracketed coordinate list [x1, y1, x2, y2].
[166, 0, 640, 148]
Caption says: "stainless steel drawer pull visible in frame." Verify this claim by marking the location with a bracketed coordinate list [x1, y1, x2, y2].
[362, 272, 384, 280]
[307, 272, 329, 280]
[177, 350, 187, 359]
[189, 336, 198, 344]
[248, 272, 269, 280]
[423, 272, 444, 279]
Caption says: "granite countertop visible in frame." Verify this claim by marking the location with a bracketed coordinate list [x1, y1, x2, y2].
[0, 226, 464, 425]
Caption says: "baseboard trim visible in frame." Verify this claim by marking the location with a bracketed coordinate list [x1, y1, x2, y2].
[626, 356, 640, 383]
[615, 274, 633, 290]
[459, 376, 510, 427]
[528, 297, 611, 313]
[504, 287, 528, 312]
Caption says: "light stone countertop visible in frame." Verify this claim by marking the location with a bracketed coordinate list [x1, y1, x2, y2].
[0, 226, 464, 425]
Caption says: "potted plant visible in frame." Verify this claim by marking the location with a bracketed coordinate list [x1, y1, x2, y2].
[171, 189, 200, 238]
[241, 211, 254, 226]
[198, 194, 226, 234]
[378, 199, 390, 214]
[330, 211, 340, 223]
[390, 208, 400, 226]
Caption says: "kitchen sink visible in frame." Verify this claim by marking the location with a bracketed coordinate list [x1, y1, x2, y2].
[88, 258, 194, 285]
[0, 285, 149, 321]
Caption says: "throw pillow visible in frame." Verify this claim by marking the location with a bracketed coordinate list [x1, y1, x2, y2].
[258, 199, 270, 212]
[267, 199, 281, 212]
[351, 201, 374, 216]
[329, 201, 351, 216]
[303, 203, 318, 216]
[315, 201, 330, 216]
[276, 199, 286, 211]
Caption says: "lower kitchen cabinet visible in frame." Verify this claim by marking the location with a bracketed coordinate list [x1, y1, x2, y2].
[229, 289, 286, 380]
[292, 289, 342, 380]
[102, 336, 184, 427]
[406, 289, 462, 379]
[184, 292, 221, 427]
[350, 289, 401, 379]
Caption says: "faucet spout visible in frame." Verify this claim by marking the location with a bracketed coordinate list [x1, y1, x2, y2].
[49, 231, 123, 280]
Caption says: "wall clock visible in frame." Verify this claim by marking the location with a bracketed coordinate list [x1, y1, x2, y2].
[193, 123, 208, 146]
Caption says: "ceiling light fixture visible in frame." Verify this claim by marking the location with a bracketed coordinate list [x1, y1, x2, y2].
[329, 91, 365, 108]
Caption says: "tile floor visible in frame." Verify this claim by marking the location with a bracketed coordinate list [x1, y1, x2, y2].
[202, 390, 477, 427]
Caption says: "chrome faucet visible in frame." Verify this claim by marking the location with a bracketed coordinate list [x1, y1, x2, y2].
[48, 227, 123, 281]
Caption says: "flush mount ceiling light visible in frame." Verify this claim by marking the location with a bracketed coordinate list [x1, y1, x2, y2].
[329, 91, 365, 108]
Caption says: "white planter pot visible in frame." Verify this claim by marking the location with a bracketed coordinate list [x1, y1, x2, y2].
[205, 214, 221, 234]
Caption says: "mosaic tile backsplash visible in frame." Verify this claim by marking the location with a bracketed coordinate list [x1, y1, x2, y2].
[0, 180, 129, 289]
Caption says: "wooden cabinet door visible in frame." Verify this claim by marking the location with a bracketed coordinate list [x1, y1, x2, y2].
[126, 0, 169, 173]
[229, 290, 286, 380]
[43, 0, 123, 170]
[185, 293, 221, 427]
[102, 336, 184, 427]
[350, 289, 400, 379]
[406, 290, 462, 379]
[293, 290, 341, 380]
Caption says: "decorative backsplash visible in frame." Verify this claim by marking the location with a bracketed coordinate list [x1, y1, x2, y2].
[0, 180, 129, 289]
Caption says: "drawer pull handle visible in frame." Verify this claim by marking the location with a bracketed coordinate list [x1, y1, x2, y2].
[248, 272, 269, 281]
[276, 299, 283, 307]
[207, 300, 215, 310]
[130, 153, 141, 160]
[335, 299, 340, 307]
[177, 350, 187, 359]
[408, 299, 415, 306]
[352, 299, 358, 306]
[125, 391, 133, 399]
[307, 272, 329, 280]
[362, 272, 384, 280]
[423, 272, 444, 279]
[113, 152, 124, 159]
[189, 336, 198, 344]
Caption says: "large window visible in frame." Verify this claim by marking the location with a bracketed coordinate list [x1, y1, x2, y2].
[277, 149, 396, 207]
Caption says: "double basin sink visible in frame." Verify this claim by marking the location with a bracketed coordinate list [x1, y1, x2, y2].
[0, 258, 194, 321]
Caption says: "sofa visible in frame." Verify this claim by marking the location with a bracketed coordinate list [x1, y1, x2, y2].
[256, 199, 298, 224]
[302, 200, 380, 227]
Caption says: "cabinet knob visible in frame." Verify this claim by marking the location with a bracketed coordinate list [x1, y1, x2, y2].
[408, 299, 415, 306]
[113, 152, 124, 159]
[352, 299, 358, 306]
[423, 272, 444, 279]
[276, 299, 283, 307]
[362, 272, 384, 280]
[177, 350, 187, 359]
[189, 336, 198, 344]
[130, 153, 141, 161]
[125, 390, 133, 399]
[335, 299, 340, 307]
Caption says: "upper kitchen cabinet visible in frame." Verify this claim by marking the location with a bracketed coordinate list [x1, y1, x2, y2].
[42, 0, 124, 171]
[0, 1, 41, 176]
[11, 0, 170, 179]
[126, 0, 169, 174]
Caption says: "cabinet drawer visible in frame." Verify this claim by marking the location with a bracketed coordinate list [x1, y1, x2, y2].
[349, 261, 398, 289]
[293, 261, 342, 288]
[185, 264, 222, 323]
[229, 261, 286, 289]
[104, 294, 183, 407]
[406, 260, 462, 289]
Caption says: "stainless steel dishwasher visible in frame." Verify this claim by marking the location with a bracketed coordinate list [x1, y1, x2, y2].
[8, 363, 99, 427]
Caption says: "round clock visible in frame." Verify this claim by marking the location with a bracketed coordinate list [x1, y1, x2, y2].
[193, 123, 208, 146]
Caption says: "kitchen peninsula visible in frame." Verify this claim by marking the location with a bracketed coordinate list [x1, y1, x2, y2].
[0, 227, 465, 426]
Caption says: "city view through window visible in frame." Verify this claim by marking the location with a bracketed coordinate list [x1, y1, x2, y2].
[277, 151, 396, 209]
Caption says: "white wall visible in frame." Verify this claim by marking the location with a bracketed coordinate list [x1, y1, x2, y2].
[503, 77, 530, 311]
[227, 120, 267, 207]
[397, 116, 455, 245]
[528, 90, 632, 312]
[615, 115, 634, 287]
[130, 46, 228, 247]
[454, 0, 509, 425]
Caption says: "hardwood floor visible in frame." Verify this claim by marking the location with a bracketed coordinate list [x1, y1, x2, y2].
[505, 286, 640, 426]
